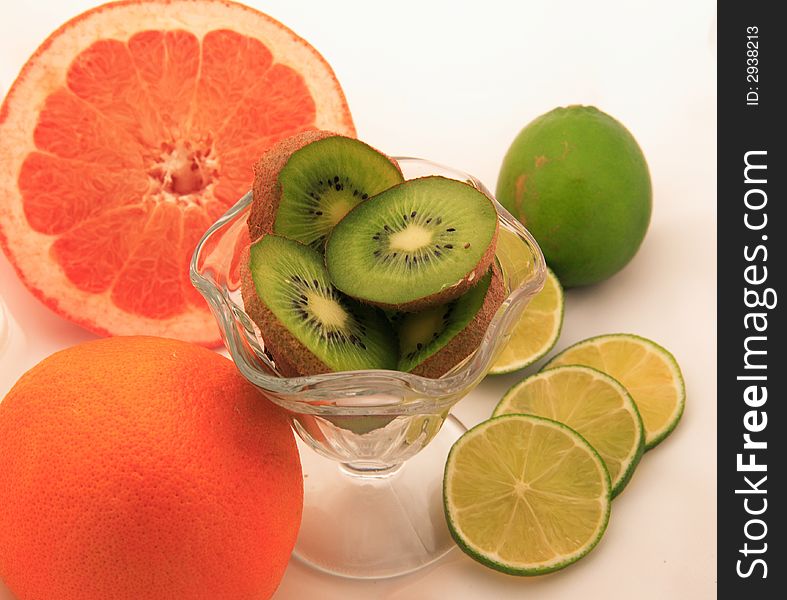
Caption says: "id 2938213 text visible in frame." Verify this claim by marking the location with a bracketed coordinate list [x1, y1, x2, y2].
[746, 26, 759, 106]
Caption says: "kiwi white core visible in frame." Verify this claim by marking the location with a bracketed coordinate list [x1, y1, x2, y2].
[306, 293, 348, 329]
[324, 192, 354, 226]
[389, 224, 434, 252]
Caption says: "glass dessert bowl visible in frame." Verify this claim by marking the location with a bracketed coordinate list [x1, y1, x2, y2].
[191, 158, 546, 579]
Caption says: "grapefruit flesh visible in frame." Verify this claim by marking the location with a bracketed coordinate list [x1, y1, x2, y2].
[0, 0, 355, 345]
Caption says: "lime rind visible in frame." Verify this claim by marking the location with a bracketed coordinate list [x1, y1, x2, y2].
[495, 365, 645, 497]
[443, 413, 611, 575]
[488, 267, 564, 375]
[494, 105, 652, 287]
[543, 333, 686, 451]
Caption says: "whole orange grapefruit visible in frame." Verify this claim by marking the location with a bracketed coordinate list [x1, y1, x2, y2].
[0, 336, 302, 600]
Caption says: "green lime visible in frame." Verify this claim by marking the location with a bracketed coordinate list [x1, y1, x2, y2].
[488, 267, 564, 374]
[494, 366, 644, 497]
[496, 105, 651, 287]
[443, 414, 611, 575]
[544, 334, 685, 450]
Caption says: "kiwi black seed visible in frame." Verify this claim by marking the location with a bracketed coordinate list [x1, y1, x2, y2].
[248, 130, 403, 249]
[325, 176, 499, 311]
[396, 265, 507, 378]
[240, 234, 398, 376]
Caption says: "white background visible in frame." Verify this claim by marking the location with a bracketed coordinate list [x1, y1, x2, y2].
[1, 1, 716, 598]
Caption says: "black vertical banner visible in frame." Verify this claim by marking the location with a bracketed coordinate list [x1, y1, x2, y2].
[718, 3, 784, 597]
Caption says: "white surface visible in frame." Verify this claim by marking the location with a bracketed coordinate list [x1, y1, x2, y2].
[0, 1, 716, 598]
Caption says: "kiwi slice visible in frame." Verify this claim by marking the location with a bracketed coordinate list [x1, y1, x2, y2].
[240, 235, 398, 376]
[396, 266, 506, 378]
[248, 130, 403, 247]
[325, 176, 499, 311]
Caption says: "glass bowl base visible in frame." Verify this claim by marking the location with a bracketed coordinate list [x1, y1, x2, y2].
[292, 415, 467, 579]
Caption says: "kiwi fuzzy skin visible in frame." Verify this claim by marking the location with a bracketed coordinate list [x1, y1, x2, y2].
[248, 129, 335, 242]
[409, 263, 507, 378]
[247, 129, 403, 242]
[239, 244, 332, 377]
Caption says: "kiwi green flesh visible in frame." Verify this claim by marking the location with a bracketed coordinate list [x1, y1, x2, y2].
[325, 176, 498, 307]
[273, 136, 404, 249]
[248, 235, 398, 372]
[397, 269, 493, 373]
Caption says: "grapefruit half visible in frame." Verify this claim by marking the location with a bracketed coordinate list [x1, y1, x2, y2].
[0, 0, 355, 345]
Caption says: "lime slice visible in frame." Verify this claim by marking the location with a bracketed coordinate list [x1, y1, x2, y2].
[494, 366, 644, 497]
[443, 414, 611, 575]
[544, 334, 685, 450]
[488, 267, 564, 374]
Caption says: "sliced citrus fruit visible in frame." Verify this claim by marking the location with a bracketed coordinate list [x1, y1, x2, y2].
[0, 0, 355, 345]
[494, 365, 644, 497]
[544, 334, 685, 450]
[488, 266, 563, 374]
[444, 414, 611, 575]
